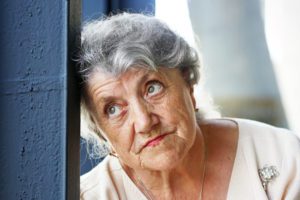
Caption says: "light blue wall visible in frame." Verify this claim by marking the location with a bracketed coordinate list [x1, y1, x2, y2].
[188, 0, 286, 126]
[189, 0, 278, 97]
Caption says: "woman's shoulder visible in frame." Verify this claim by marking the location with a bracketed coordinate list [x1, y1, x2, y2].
[232, 118, 300, 169]
[201, 117, 300, 166]
[234, 118, 300, 148]
[229, 118, 300, 199]
[80, 156, 123, 200]
[200, 117, 300, 155]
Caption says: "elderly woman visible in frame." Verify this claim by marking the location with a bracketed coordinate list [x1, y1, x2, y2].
[79, 13, 300, 200]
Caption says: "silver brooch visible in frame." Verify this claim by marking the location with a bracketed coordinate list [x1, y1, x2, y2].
[258, 165, 279, 191]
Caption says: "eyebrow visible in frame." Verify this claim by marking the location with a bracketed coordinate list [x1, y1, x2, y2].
[93, 89, 118, 107]
[98, 96, 115, 104]
[139, 72, 151, 86]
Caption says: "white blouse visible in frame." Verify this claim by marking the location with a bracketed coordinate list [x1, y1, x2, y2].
[80, 119, 300, 200]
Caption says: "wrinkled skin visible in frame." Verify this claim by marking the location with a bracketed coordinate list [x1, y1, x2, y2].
[86, 67, 199, 171]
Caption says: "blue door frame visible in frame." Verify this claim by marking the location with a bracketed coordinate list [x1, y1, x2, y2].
[0, 0, 81, 199]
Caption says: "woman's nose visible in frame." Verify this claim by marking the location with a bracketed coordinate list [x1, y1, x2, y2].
[132, 100, 159, 134]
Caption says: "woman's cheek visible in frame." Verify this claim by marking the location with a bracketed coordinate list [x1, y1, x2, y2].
[115, 125, 135, 152]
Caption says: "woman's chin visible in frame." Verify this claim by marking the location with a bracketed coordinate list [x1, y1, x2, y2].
[139, 143, 189, 171]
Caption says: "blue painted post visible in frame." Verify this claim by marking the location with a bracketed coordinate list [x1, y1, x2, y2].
[0, 0, 81, 199]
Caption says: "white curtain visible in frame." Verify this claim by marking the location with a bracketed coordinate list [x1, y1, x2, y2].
[264, 0, 300, 136]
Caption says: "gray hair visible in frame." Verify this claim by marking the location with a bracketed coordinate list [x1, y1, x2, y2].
[78, 13, 219, 158]
[79, 13, 200, 84]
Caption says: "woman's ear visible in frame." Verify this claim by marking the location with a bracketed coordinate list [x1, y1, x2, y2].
[189, 86, 197, 110]
[181, 68, 197, 109]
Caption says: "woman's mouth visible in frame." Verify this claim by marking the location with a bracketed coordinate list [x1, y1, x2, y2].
[135, 131, 175, 154]
[144, 134, 168, 148]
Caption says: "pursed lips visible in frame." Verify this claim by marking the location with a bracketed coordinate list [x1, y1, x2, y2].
[133, 129, 176, 154]
[138, 132, 172, 153]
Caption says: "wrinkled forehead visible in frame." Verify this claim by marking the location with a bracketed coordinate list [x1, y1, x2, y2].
[87, 66, 152, 85]
[86, 67, 183, 94]
[87, 66, 182, 83]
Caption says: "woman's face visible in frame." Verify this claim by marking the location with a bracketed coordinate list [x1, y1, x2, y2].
[87, 67, 198, 171]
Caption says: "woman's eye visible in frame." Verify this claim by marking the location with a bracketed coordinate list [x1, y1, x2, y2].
[106, 105, 122, 117]
[147, 82, 163, 96]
